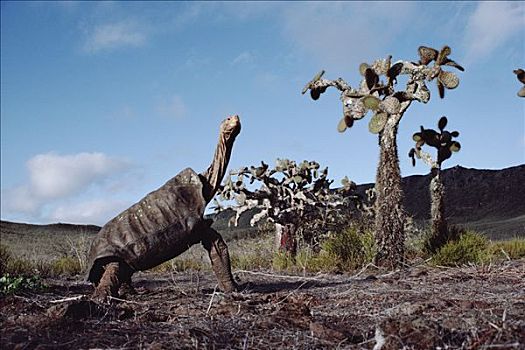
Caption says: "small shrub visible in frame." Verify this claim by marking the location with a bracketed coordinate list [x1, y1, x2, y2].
[490, 238, 525, 260]
[432, 231, 490, 266]
[272, 251, 295, 271]
[423, 225, 463, 254]
[51, 256, 82, 276]
[6, 257, 36, 276]
[170, 259, 205, 272]
[0, 274, 44, 295]
[322, 227, 376, 271]
[297, 248, 340, 273]
[0, 244, 12, 276]
[232, 253, 272, 271]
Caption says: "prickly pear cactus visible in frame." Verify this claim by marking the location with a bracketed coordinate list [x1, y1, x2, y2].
[408, 116, 462, 252]
[214, 159, 361, 250]
[302, 46, 464, 268]
[302, 45, 464, 134]
[409, 116, 461, 168]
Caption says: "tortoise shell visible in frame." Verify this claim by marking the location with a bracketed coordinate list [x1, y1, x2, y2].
[87, 168, 208, 284]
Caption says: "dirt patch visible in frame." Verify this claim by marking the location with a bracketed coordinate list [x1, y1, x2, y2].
[1, 260, 524, 349]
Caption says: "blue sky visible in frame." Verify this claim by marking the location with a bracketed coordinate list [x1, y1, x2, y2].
[1, 1, 524, 225]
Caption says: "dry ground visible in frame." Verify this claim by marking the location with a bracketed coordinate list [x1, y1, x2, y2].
[1, 259, 524, 350]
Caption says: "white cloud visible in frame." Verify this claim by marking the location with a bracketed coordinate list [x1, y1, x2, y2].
[157, 95, 187, 119]
[279, 2, 416, 71]
[49, 199, 130, 225]
[463, 2, 525, 64]
[27, 152, 130, 199]
[83, 20, 146, 53]
[231, 51, 255, 66]
[1, 186, 42, 216]
[1, 152, 132, 224]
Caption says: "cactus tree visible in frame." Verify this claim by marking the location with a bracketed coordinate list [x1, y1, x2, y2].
[409, 116, 461, 252]
[303, 46, 464, 268]
[214, 159, 360, 256]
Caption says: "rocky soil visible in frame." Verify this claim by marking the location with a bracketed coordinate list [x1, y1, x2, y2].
[1, 260, 524, 349]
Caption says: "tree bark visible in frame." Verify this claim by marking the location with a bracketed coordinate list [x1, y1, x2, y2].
[374, 117, 406, 268]
[427, 167, 448, 252]
[275, 223, 297, 257]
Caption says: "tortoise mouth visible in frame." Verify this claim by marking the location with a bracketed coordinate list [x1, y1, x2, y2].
[222, 115, 241, 136]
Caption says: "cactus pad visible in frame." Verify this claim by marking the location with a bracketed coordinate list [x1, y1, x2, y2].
[365, 68, 379, 90]
[449, 141, 461, 152]
[418, 46, 438, 65]
[379, 96, 401, 114]
[437, 46, 451, 64]
[438, 71, 459, 89]
[337, 118, 348, 133]
[369, 112, 388, 134]
[438, 116, 448, 131]
[362, 95, 381, 111]
[359, 63, 369, 76]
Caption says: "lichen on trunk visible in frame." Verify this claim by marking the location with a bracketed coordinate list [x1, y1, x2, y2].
[427, 167, 448, 252]
[374, 115, 406, 268]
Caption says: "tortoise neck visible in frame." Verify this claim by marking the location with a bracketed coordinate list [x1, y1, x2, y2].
[201, 132, 235, 203]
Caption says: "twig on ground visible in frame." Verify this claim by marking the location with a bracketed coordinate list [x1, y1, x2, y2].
[206, 285, 218, 316]
[276, 280, 309, 305]
[49, 295, 86, 304]
[350, 263, 377, 278]
[480, 343, 521, 349]
[500, 248, 511, 261]
[13, 294, 46, 309]
[234, 269, 331, 282]
[108, 296, 145, 305]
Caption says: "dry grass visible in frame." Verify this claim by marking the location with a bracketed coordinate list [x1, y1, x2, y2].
[2, 226, 524, 278]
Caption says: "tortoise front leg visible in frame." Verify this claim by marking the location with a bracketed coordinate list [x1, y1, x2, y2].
[92, 262, 121, 302]
[201, 228, 238, 292]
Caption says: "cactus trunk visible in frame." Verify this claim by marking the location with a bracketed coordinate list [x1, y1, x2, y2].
[275, 223, 297, 257]
[427, 167, 448, 252]
[374, 118, 406, 268]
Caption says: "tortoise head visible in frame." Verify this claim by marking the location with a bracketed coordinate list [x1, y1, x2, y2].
[220, 114, 241, 141]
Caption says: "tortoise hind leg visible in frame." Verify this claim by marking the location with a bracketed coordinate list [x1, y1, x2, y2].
[92, 262, 122, 302]
[201, 228, 238, 292]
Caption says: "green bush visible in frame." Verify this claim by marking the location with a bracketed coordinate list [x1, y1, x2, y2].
[321, 227, 376, 271]
[51, 256, 82, 276]
[271, 248, 340, 273]
[490, 238, 525, 260]
[6, 257, 37, 276]
[232, 253, 272, 271]
[297, 248, 340, 273]
[272, 251, 295, 271]
[0, 244, 12, 276]
[0, 273, 44, 295]
[432, 231, 490, 266]
[423, 225, 464, 254]
[271, 227, 375, 273]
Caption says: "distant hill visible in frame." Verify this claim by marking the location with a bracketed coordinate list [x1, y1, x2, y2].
[351, 164, 525, 239]
[1, 165, 524, 240]
[0, 220, 101, 237]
